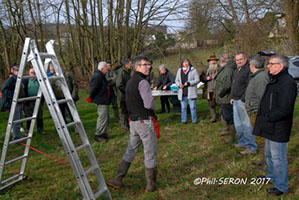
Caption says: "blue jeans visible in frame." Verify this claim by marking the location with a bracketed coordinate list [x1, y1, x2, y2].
[265, 139, 288, 193]
[180, 97, 197, 123]
[233, 100, 257, 151]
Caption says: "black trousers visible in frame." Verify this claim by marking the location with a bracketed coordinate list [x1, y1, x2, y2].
[221, 103, 234, 125]
[160, 96, 170, 111]
[25, 101, 44, 131]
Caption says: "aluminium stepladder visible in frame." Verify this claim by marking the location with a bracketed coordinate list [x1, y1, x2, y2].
[0, 38, 112, 200]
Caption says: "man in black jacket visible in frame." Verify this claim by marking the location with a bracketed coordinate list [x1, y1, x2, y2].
[153, 64, 175, 113]
[90, 61, 111, 142]
[106, 56, 158, 193]
[254, 55, 297, 196]
[1, 65, 24, 140]
[230, 52, 257, 154]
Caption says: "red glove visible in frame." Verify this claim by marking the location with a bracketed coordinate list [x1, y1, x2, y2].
[151, 117, 161, 139]
[86, 97, 92, 103]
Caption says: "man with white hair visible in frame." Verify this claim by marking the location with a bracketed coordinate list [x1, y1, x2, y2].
[153, 64, 175, 113]
[90, 61, 111, 142]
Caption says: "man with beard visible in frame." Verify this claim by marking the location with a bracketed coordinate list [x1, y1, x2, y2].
[201, 55, 222, 123]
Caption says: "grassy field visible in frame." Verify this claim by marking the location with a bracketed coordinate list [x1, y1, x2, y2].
[0, 48, 298, 199]
[0, 89, 298, 200]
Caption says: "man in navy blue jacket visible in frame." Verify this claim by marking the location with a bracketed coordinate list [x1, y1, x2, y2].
[90, 61, 110, 142]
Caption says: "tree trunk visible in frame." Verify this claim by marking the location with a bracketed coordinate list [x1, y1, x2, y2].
[284, 0, 299, 54]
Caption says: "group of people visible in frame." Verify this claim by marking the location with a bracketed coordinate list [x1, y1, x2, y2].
[204, 52, 296, 196]
[91, 53, 296, 196]
[0, 51, 296, 196]
[1, 64, 79, 140]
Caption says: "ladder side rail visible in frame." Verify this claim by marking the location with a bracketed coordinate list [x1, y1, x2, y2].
[46, 41, 112, 199]
[33, 41, 94, 199]
[0, 38, 31, 183]
[30, 59, 92, 199]
[19, 51, 45, 176]
[46, 42, 110, 199]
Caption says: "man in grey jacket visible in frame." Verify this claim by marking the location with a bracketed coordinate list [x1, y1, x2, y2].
[244, 55, 270, 157]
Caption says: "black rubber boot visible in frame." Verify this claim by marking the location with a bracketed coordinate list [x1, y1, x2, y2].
[120, 114, 129, 131]
[113, 108, 120, 122]
[224, 124, 236, 144]
[219, 116, 229, 136]
[144, 167, 157, 193]
[106, 160, 131, 189]
[209, 107, 217, 123]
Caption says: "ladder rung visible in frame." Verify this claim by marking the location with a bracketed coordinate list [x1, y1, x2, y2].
[5, 155, 27, 165]
[66, 121, 80, 128]
[9, 136, 31, 145]
[13, 117, 36, 124]
[0, 174, 20, 185]
[75, 143, 89, 152]
[23, 75, 36, 79]
[39, 52, 55, 58]
[0, 178, 23, 191]
[57, 99, 71, 104]
[94, 188, 108, 199]
[85, 166, 98, 175]
[18, 96, 39, 103]
[49, 76, 63, 81]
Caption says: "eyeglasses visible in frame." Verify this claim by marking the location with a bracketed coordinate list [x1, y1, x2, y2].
[268, 62, 281, 66]
[139, 63, 150, 67]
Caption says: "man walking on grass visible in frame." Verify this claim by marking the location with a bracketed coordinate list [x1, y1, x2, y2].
[106, 56, 159, 193]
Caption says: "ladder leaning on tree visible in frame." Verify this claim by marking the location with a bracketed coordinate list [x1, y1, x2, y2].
[0, 38, 112, 200]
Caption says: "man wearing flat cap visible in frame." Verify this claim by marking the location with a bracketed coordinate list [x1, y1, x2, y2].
[200, 55, 222, 123]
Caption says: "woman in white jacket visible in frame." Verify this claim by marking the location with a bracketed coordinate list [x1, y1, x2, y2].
[175, 58, 200, 124]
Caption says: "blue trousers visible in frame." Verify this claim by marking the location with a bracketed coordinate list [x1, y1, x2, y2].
[233, 100, 257, 151]
[180, 97, 197, 123]
[265, 139, 288, 193]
